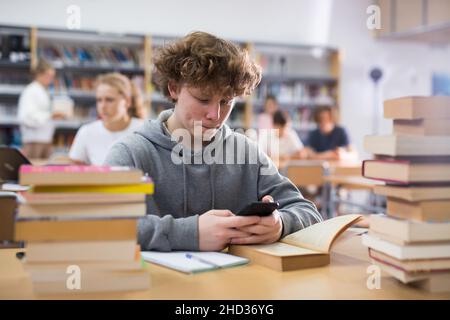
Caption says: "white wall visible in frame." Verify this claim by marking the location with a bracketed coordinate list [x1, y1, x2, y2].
[327, 0, 450, 158]
[0, 0, 333, 45]
[1, 0, 450, 157]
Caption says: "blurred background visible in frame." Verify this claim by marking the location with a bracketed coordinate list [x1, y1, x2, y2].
[0, 0, 449, 159]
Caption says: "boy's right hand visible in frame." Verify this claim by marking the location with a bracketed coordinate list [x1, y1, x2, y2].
[198, 210, 260, 251]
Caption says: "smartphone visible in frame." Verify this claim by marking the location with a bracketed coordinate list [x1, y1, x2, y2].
[236, 201, 279, 217]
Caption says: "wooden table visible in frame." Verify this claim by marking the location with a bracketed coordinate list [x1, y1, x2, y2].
[1, 229, 448, 300]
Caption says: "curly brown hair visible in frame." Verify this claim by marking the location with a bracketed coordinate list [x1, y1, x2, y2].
[153, 31, 262, 102]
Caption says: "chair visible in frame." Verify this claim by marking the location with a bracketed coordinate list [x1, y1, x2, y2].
[281, 160, 329, 218]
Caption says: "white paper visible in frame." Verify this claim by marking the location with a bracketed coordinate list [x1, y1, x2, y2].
[141, 251, 249, 274]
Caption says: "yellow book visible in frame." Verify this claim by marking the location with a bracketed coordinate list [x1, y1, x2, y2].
[31, 181, 154, 194]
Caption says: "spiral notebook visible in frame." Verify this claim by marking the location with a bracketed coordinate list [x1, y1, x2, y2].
[141, 251, 249, 274]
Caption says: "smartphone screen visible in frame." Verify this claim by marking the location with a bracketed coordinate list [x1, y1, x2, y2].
[236, 201, 279, 217]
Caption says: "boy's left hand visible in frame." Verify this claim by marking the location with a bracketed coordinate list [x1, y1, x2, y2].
[230, 195, 283, 245]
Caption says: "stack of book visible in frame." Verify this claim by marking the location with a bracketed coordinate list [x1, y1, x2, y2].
[14, 165, 153, 295]
[362, 96, 450, 293]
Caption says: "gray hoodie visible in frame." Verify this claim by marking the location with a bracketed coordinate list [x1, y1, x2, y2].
[104, 109, 322, 251]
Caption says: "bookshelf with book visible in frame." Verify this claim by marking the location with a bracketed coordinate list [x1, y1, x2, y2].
[0, 25, 32, 147]
[249, 43, 339, 142]
[0, 25, 154, 153]
[36, 28, 149, 153]
[0, 25, 341, 155]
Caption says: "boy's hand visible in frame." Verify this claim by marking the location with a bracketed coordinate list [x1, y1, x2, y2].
[198, 210, 260, 251]
[231, 195, 283, 245]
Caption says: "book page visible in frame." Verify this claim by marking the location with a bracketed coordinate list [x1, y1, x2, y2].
[192, 252, 249, 267]
[252, 242, 325, 257]
[281, 214, 362, 253]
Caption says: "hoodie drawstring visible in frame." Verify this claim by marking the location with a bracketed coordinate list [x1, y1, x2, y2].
[209, 163, 216, 210]
[182, 150, 188, 216]
[181, 148, 216, 215]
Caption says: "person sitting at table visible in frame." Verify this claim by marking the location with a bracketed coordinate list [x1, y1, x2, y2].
[304, 106, 357, 161]
[257, 94, 279, 130]
[259, 110, 306, 168]
[69, 72, 146, 165]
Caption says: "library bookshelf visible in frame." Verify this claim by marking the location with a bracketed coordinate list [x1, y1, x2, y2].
[0, 25, 340, 154]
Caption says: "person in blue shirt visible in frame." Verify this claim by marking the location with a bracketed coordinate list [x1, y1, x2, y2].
[305, 106, 357, 161]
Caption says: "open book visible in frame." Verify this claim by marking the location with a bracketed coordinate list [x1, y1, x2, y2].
[228, 214, 362, 271]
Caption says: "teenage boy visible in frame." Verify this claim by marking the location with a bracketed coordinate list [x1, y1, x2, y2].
[105, 32, 322, 252]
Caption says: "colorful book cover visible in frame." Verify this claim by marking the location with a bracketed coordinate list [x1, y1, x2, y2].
[20, 165, 138, 174]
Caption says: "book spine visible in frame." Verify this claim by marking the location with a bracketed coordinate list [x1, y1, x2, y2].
[30, 182, 154, 194]
[19, 165, 132, 174]
[362, 160, 409, 185]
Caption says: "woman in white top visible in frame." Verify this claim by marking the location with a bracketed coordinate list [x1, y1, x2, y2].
[17, 59, 61, 159]
[259, 110, 306, 169]
[69, 72, 146, 165]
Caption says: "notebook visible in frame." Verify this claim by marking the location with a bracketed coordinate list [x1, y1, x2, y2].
[141, 251, 249, 274]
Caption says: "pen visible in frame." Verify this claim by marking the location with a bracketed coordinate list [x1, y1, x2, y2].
[185, 253, 221, 268]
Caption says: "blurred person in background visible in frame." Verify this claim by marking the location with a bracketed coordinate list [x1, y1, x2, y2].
[304, 106, 357, 161]
[257, 94, 279, 130]
[69, 72, 145, 165]
[17, 59, 63, 159]
[259, 110, 306, 169]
